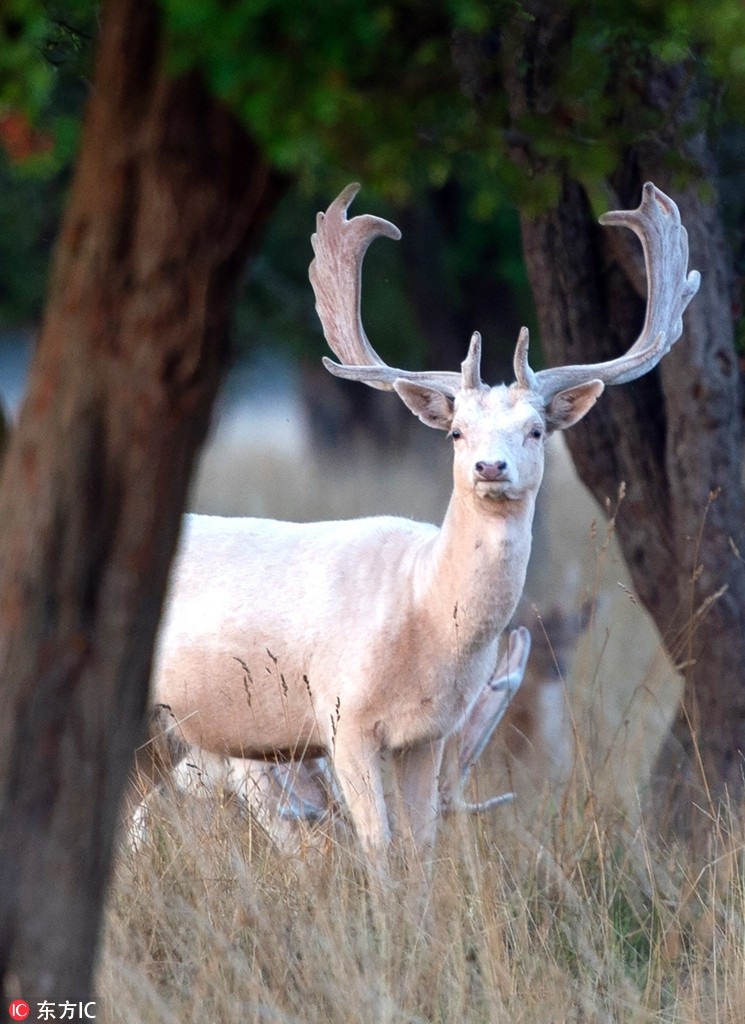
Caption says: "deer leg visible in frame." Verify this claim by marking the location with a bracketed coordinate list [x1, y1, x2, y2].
[331, 732, 390, 859]
[391, 739, 444, 872]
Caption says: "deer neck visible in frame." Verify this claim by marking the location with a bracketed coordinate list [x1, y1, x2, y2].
[418, 490, 536, 652]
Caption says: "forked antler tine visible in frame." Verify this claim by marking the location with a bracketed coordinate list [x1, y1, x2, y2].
[517, 183, 701, 399]
[309, 183, 397, 385]
[598, 184, 701, 379]
[310, 184, 463, 395]
[456, 626, 531, 781]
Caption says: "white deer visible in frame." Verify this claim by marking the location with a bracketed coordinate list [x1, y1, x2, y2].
[145, 182, 699, 867]
[138, 625, 530, 851]
[217, 596, 594, 842]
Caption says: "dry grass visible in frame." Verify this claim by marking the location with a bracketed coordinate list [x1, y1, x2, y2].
[100, 784, 745, 1023]
[96, 406, 744, 1022]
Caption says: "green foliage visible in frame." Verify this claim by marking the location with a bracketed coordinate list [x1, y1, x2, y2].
[494, 0, 721, 213]
[0, 2, 94, 325]
[640, 0, 745, 110]
[157, 0, 514, 203]
[156, 0, 745, 212]
[3, 0, 745, 352]
[0, 1, 93, 166]
[4, 0, 745, 207]
[0, 0, 66, 116]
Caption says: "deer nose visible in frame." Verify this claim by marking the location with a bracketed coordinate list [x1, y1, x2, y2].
[474, 460, 508, 481]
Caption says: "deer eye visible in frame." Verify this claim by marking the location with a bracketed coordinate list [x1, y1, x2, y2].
[450, 429, 463, 441]
[528, 426, 543, 441]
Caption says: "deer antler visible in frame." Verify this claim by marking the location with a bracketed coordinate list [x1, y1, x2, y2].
[514, 183, 701, 399]
[310, 184, 469, 395]
[311, 182, 699, 403]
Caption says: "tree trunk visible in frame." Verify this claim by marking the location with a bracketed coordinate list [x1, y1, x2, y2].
[503, 10, 745, 838]
[0, 0, 284, 1002]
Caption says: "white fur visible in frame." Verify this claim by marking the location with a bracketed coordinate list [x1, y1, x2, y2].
[149, 380, 600, 865]
[145, 182, 697, 868]
[140, 627, 529, 853]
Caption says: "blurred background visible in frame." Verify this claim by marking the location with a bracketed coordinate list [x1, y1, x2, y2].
[2, 0, 743, 812]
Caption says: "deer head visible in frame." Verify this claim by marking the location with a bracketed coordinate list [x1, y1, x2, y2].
[309, 183, 700, 505]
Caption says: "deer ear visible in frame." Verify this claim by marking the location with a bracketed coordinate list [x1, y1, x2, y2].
[544, 379, 604, 432]
[393, 380, 455, 431]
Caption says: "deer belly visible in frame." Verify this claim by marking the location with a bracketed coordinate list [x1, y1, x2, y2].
[156, 650, 324, 759]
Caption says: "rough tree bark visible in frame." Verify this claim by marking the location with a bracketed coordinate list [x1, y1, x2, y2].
[503, 9, 745, 838]
[0, 0, 284, 1002]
